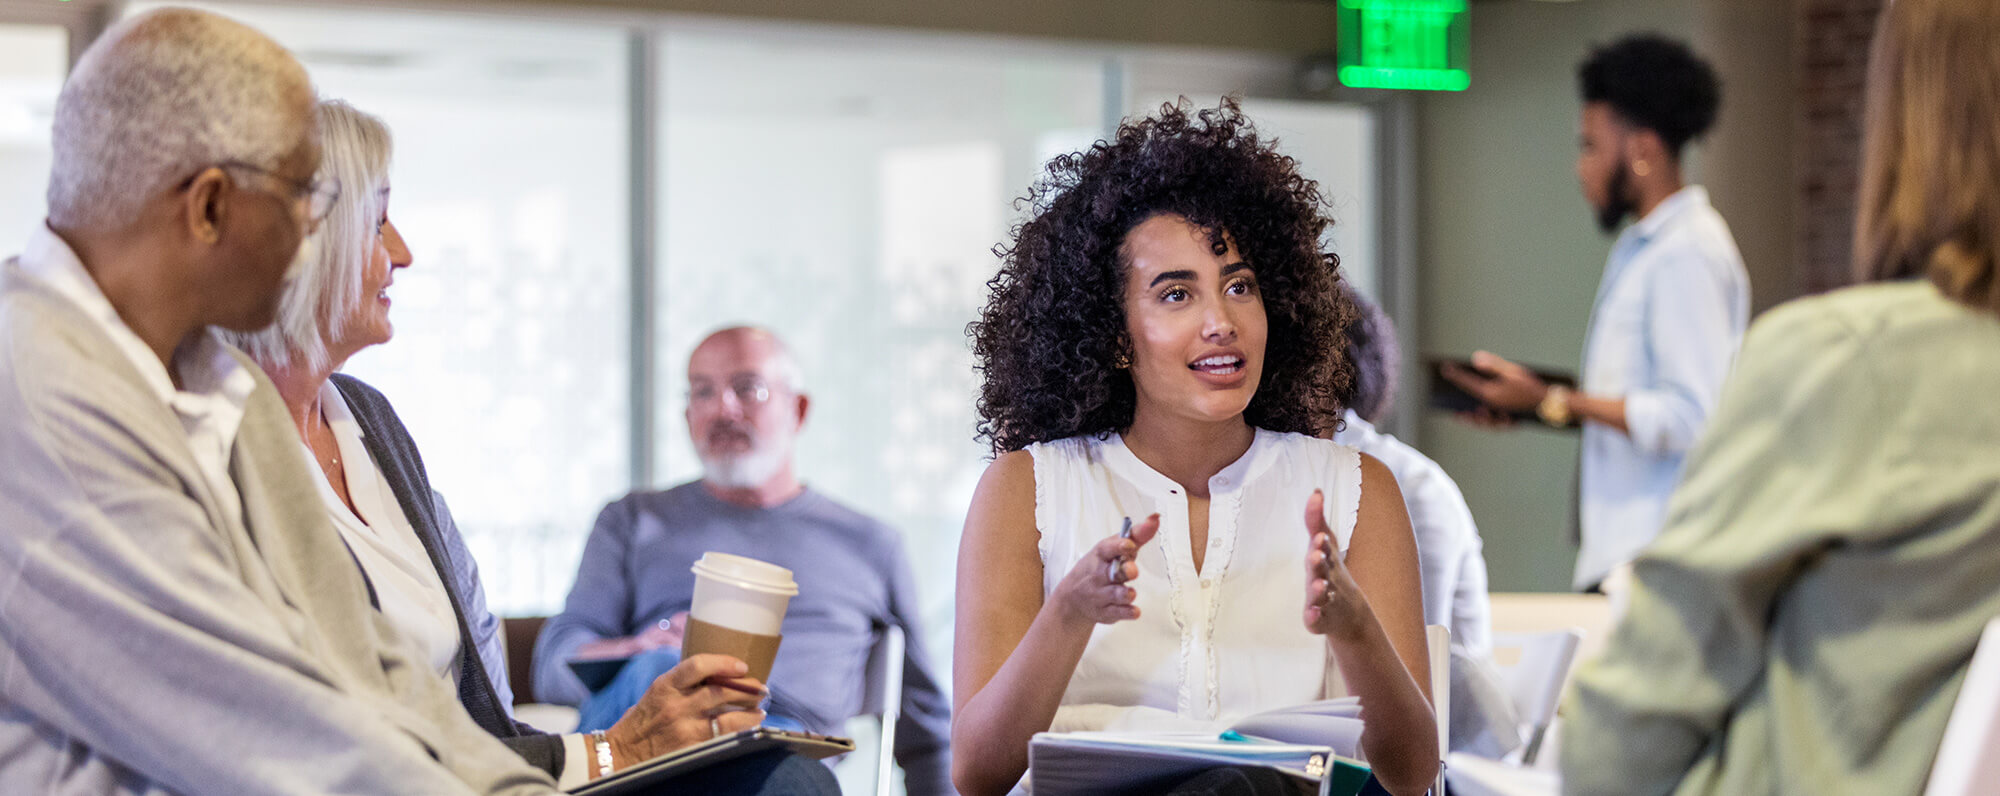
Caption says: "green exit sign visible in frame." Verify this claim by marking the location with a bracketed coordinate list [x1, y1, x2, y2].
[1338, 0, 1470, 92]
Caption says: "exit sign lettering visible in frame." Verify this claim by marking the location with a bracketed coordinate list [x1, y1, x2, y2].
[1338, 0, 1471, 92]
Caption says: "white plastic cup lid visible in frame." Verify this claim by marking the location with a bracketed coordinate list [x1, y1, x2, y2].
[691, 552, 799, 596]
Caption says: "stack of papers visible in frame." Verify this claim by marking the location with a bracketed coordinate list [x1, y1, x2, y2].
[1028, 699, 1372, 796]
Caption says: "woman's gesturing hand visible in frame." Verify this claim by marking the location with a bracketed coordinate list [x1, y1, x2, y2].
[1051, 513, 1161, 627]
[1303, 490, 1373, 642]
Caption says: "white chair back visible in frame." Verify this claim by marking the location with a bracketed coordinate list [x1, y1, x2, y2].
[1486, 593, 1613, 663]
[860, 623, 906, 796]
[1487, 628, 1583, 766]
[1429, 624, 1450, 796]
[1924, 617, 2000, 796]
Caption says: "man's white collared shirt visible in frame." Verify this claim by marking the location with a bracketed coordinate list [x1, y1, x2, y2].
[1575, 186, 1749, 589]
[13, 224, 257, 527]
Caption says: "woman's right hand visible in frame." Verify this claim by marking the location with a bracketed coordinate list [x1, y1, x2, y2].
[1049, 513, 1160, 626]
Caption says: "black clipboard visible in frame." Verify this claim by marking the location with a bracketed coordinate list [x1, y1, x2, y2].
[565, 657, 633, 692]
[1427, 356, 1579, 426]
[568, 727, 855, 795]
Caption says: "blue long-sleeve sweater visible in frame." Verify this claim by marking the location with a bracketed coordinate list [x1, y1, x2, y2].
[532, 483, 955, 795]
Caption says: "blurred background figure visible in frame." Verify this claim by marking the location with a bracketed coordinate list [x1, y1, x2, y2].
[1563, 0, 2000, 792]
[1443, 33, 1750, 594]
[1329, 288, 1517, 758]
[1335, 287, 1492, 659]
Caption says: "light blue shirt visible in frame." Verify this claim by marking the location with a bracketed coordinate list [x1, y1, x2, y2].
[1574, 186, 1749, 589]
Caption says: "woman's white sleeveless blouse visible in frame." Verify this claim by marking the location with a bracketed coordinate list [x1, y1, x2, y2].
[1028, 429, 1363, 732]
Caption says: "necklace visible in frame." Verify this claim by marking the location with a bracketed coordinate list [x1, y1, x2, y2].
[306, 408, 341, 470]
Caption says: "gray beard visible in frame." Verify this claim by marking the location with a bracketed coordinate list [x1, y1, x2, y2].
[699, 445, 788, 490]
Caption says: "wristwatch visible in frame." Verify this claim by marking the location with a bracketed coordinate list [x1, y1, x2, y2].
[1537, 385, 1575, 428]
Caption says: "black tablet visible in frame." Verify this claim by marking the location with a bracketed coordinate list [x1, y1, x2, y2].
[1427, 357, 1578, 424]
[565, 656, 633, 692]
[568, 727, 855, 795]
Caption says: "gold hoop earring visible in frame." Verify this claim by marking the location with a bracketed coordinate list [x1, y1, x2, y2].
[1632, 160, 1652, 178]
[1112, 352, 1131, 369]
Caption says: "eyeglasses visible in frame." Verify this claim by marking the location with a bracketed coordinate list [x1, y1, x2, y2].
[186, 160, 342, 227]
[687, 377, 775, 407]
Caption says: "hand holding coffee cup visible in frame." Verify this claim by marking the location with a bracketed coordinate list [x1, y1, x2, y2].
[602, 653, 768, 771]
[681, 552, 799, 682]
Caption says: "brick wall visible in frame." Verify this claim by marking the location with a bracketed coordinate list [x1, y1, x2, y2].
[1796, 0, 1885, 295]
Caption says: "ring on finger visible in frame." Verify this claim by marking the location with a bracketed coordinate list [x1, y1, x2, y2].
[710, 717, 722, 739]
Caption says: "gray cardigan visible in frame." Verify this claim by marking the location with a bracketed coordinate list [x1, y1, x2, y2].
[0, 258, 558, 795]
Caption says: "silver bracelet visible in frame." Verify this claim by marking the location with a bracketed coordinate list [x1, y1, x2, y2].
[592, 732, 615, 778]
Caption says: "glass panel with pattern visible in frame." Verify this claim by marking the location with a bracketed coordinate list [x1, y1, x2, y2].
[652, 27, 1108, 674]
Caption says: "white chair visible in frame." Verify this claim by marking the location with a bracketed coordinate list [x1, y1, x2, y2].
[1428, 624, 1450, 796]
[1443, 751, 1560, 796]
[833, 623, 907, 796]
[1924, 617, 2000, 796]
[1486, 593, 1613, 664]
[1486, 629, 1583, 766]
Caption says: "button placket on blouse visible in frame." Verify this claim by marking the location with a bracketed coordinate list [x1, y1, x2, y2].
[1194, 475, 1245, 720]
[1157, 485, 1203, 719]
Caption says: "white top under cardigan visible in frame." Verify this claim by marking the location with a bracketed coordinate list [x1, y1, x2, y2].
[311, 383, 602, 788]
[1029, 429, 1362, 733]
[307, 381, 463, 684]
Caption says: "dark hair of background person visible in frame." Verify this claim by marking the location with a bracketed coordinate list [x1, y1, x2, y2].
[1341, 286, 1401, 426]
[969, 97, 1357, 456]
[1854, 0, 2000, 314]
[1577, 33, 1722, 157]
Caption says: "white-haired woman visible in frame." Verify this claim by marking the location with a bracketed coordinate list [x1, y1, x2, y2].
[224, 99, 837, 795]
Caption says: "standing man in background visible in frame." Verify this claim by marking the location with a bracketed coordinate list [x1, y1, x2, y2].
[1446, 34, 1750, 592]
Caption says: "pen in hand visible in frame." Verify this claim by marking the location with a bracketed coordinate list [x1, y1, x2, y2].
[1107, 516, 1134, 583]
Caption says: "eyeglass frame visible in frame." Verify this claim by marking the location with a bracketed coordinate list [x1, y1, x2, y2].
[179, 160, 342, 229]
[686, 376, 783, 407]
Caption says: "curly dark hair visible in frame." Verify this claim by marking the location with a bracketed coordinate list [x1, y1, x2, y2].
[1578, 33, 1721, 156]
[970, 98, 1356, 455]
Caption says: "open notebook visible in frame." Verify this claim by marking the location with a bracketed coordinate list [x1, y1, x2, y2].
[1029, 698, 1371, 795]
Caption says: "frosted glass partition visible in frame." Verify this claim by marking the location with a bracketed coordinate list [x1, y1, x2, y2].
[0, 24, 65, 249]
[130, 3, 635, 615]
[652, 30, 1107, 650]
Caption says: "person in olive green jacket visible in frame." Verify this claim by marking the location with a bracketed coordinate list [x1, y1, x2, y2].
[1561, 1, 2000, 793]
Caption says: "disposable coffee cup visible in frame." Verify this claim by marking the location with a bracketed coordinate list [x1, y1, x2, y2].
[682, 552, 799, 682]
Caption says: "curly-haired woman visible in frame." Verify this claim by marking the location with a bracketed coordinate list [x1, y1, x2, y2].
[950, 100, 1439, 796]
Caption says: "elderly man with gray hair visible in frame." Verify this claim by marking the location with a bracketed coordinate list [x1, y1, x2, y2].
[0, 9, 830, 796]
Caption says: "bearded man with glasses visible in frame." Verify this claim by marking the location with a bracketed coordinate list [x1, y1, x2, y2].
[534, 326, 957, 795]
